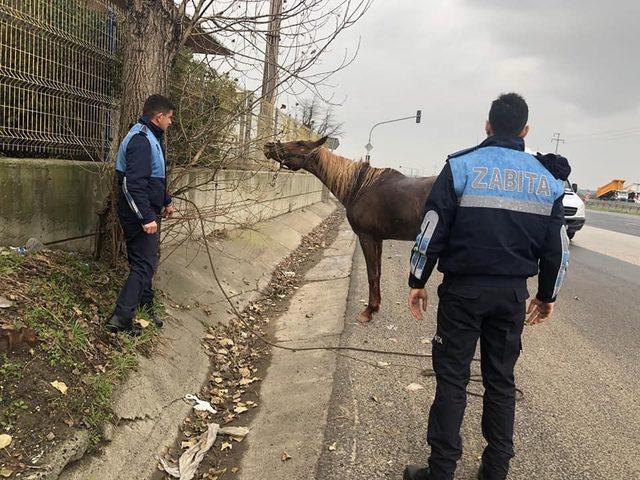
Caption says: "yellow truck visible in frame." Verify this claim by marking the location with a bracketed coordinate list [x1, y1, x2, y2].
[596, 179, 628, 201]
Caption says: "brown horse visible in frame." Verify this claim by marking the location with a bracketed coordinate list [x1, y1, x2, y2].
[264, 136, 436, 323]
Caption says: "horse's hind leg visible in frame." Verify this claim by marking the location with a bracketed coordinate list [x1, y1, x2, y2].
[374, 238, 382, 312]
[357, 234, 382, 323]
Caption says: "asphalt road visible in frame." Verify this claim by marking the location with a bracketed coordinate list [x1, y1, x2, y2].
[315, 221, 640, 479]
[585, 209, 640, 237]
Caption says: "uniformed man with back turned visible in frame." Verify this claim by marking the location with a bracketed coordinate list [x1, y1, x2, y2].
[404, 93, 571, 480]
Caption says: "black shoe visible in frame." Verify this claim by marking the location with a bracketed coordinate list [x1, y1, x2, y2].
[403, 465, 432, 480]
[149, 312, 163, 328]
[141, 304, 163, 328]
[106, 314, 140, 336]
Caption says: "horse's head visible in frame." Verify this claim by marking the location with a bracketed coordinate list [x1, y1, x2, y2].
[263, 136, 328, 171]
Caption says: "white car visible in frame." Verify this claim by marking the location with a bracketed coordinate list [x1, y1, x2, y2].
[563, 180, 585, 239]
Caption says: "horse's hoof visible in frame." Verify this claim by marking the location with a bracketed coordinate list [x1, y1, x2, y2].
[358, 310, 373, 324]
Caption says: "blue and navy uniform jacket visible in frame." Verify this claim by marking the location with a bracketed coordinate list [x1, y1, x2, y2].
[409, 135, 571, 303]
[115, 116, 171, 225]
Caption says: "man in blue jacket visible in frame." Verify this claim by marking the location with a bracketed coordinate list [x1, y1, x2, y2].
[404, 93, 570, 480]
[106, 94, 175, 334]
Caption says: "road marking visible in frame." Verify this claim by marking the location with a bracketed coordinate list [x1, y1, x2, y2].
[572, 225, 640, 266]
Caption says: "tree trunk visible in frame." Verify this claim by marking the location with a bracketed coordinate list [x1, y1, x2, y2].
[95, 0, 180, 262]
[118, 0, 178, 136]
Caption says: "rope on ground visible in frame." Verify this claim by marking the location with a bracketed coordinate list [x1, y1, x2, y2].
[194, 206, 524, 400]
[194, 204, 444, 359]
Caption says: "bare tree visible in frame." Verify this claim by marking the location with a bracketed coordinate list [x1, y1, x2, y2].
[96, 0, 372, 261]
[299, 98, 344, 137]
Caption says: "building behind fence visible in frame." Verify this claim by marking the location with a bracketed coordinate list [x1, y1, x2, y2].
[0, 0, 314, 164]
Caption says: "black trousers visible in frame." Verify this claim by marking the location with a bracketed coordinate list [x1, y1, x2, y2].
[426, 282, 528, 480]
[113, 218, 159, 320]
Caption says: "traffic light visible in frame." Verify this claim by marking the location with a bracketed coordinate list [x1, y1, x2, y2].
[416, 110, 422, 124]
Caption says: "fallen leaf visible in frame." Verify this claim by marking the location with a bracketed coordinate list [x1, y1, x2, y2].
[239, 367, 251, 378]
[231, 467, 239, 473]
[0, 434, 12, 449]
[405, 383, 424, 392]
[239, 377, 259, 386]
[220, 426, 249, 442]
[370, 396, 380, 403]
[72, 306, 83, 316]
[136, 318, 150, 328]
[281, 451, 292, 462]
[234, 406, 249, 414]
[328, 441, 337, 451]
[376, 361, 390, 368]
[51, 380, 68, 395]
[0, 296, 14, 309]
[181, 438, 197, 449]
[221, 442, 232, 451]
[0, 467, 14, 478]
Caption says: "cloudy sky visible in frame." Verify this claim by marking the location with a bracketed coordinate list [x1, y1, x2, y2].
[309, 0, 640, 189]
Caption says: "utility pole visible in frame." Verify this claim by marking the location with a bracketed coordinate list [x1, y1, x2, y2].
[260, 0, 283, 133]
[551, 132, 565, 154]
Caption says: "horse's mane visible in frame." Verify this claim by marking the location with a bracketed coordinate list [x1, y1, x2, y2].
[315, 148, 393, 202]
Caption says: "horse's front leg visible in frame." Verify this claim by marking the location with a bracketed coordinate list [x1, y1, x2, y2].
[357, 234, 382, 323]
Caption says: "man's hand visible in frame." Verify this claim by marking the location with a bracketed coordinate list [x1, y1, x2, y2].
[408, 288, 428, 320]
[142, 220, 158, 234]
[163, 204, 175, 219]
[526, 298, 554, 324]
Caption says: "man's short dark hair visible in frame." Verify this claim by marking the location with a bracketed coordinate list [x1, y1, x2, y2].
[488, 93, 528, 136]
[143, 94, 176, 117]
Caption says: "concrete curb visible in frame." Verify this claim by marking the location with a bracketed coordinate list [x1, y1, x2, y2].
[237, 220, 357, 480]
[53, 201, 337, 480]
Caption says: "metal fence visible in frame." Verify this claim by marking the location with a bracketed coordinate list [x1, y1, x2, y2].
[0, 0, 122, 159]
[0, 0, 316, 163]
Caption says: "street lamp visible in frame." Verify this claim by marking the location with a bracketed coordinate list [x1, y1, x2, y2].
[365, 109, 422, 162]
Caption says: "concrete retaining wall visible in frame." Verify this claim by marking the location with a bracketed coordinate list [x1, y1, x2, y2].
[0, 158, 109, 249]
[179, 168, 324, 236]
[0, 158, 325, 250]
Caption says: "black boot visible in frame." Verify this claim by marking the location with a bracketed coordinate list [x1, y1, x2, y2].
[149, 311, 163, 328]
[106, 314, 140, 336]
[403, 465, 432, 480]
[141, 304, 163, 328]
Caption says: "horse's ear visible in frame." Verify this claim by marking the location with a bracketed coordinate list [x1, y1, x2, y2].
[313, 135, 329, 148]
